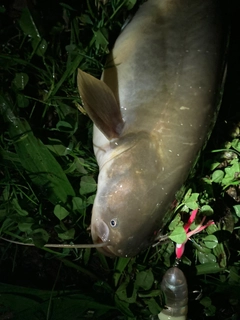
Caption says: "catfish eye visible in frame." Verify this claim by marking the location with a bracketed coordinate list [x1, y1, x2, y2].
[110, 218, 118, 228]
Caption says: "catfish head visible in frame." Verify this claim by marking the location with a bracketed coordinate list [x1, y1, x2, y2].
[91, 131, 164, 257]
[77, 69, 164, 257]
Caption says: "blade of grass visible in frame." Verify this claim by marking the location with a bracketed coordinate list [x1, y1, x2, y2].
[0, 94, 75, 205]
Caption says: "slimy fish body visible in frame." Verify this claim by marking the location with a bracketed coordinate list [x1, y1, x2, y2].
[77, 0, 226, 257]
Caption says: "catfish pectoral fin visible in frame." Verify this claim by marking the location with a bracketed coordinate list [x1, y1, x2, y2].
[77, 69, 124, 140]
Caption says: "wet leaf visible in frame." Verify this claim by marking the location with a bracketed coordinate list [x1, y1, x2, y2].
[12, 73, 29, 90]
[145, 297, 161, 315]
[72, 197, 84, 211]
[135, 270, 154, 290]
[200, 296, 213, 308]
[212, 170, 224, 183]
[233, 205, 240, 217]
[93, 28, 109, 52]
[19, 7, 40, 38]
[31, 228, 50, 246]
[113, 258, 131, 287]
[35, 38, 48, 57]
[168, 213, 182, 230]
[116, 278, 137, 304]
[58, 228, 75, 240]
[200, 205, 214, 216]
[124, 0, 137, 10]
[80, 176, 97, 195]
[46, 144, 67, 156]
[12, 198, 28, 216]
[198, 251, 217, 264]
[196, 263, 225, 275]
[16, 94, 29, 108]
[0, 95, 75, 205]
[184, 193, 199, 210]
[232, 138, 240, 152]
[114, 295, 134, 317]
[87, 194, 95, 205]
[169, 226, 187, 244]
[18, 222, 34, 232]
[203, 235, 218, 249]
[56, 120, 73, 130]
[80, 14, 93, 25]
[54, 205, 70, 220]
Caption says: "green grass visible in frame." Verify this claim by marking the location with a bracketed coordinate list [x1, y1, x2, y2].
[0, 1, 240, 319]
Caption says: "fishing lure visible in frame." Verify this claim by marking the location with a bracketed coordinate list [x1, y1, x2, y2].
[159, 267, 188, 320]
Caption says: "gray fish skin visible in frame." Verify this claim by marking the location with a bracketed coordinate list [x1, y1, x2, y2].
[77, 0, 226, 257]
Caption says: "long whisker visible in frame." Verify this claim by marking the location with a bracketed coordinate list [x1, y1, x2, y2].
[0, 237, 109, 248]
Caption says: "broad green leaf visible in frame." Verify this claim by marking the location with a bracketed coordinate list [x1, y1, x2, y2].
[19, 7, 45, 58]
[74, 157, 88, 174]
[229, 266, 240, 284]
[46, 144, 67, 156]
[116, 278, 137, 304]
[200, 297, 216, 317]
[169, 226, 187, 244]
[54, 204, 70, 220]
[12, 73, 29, 90]
[200, 296, 212, 307]
[80, 13, 93, 25]
[93, 28, 109, 52]
[18, 222, 34, 232]
[56, 120, 73, 130]
[31, 228, 50, 246]
[58, 228, 75, 240]
[83, 248, 91, 265]
[114, 295, 135, 318]
[196, 263, 225, 275]
[19, 7, 40, 38]
[72, 197, 84, 211]
[138, 290, 161, 298]
[192, 240, 211, 254]
[209, 161, 221, 170]
[124, 0, 137, 10]
[80, 176, 97, 195]
[35, 38, 48, 57]
[12, 198, 28, 216]
[183, 188, 193, 202]
[113, 257, 131, 287]
[87, 194, 95, 205]
[0, 283, 116, 319]
[168, 213, 182, 230]
[16, 94, 29, 108]
[233, 205, 240, 218]
[212, 170, 224, 183]
[200, 205, 214, 216]
[203, 235, 218, 249]
[232, 138, 240, 152]
[184, 193, 199, 210]
[222, 159, 240, 187]
[145, 297, 161, 315]
[198, 251, 216, 264]
[135, 270, 154, 290]
[0, 94, 75, 205]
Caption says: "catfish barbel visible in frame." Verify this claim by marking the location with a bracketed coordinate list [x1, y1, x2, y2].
[77, 0, 226, 257]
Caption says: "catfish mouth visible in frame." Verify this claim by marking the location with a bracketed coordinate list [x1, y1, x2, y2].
[91, 218, 117, 257]
[94, 236, 116, 257]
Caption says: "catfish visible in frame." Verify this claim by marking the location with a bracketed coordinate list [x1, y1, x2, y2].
[77, 0, 226, 257]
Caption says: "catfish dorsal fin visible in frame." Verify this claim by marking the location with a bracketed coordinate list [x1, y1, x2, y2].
[77, 69, 124, 140]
